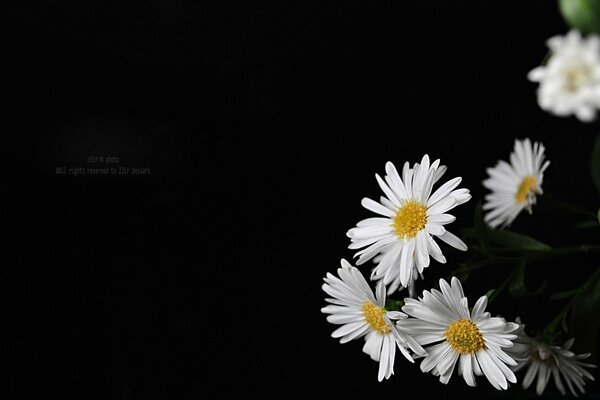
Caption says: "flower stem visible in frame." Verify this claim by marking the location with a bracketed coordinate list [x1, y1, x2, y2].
[544, 268, 600, 336]
[543, 192, 597, 220]
[452, 244, 600, 275]
[487, 269, 516, 305]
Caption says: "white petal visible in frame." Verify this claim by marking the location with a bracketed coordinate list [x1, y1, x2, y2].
[476, 349, 507, 390]
[478, 317, 507, 334]
[339, 324, 370, 343]
[487, 349, 517, 383]
[355, 217, 391, 227]
[331, 321, 365, 340]
[401, 303, 452, 326]
[361, 197, 395, 217]
[415, 230, 430, 272]
[471, 296, 488, 322]
[425, 223, 445, 236]
[528, 66, 546, 81]
[473, 354, 483, 376]
[386, 311, 406, 320]
[461, 354, 476, 387]
[347, 224, 393, 239]
[421, 342, 453, 373]
[326, 313, 363, 324]
[386, 336, 396, 379]
[376, 173, 402, 207]
[355, 236, 397, 265]
[427, 177, 462, 207]
[437, 231, 467, 251]
[379, 335, 391, 381]
[426, 213, 456, 225]
[399, 240, 415, 287]
[437, 352, 460, 384]
[362, 331, 378, 360]
[522, 361, 540, 390]
[552, 366, 566, 395]
[427, 236, 446, 264]
[376, 281, 386, 307]
[413, 155, 430, 201]
[536, 363, 550, 395]
[385, 162, 409, 200]
[427, 197, 457, 216]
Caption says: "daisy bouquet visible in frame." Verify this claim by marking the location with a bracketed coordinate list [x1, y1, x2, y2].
[322, 2, 600, 396]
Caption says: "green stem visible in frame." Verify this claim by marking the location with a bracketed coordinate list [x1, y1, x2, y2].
[452, 245, 600, 276]
[544, 268, 600, 336]
[544, 192, 597, 220]
[487, 269, 516, 305]
[452, 257, 517, 275]
[527, 244, 600, 259]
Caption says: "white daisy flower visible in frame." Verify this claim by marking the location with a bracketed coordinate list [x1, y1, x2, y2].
[528, 30, 600, 122]
[321, 259, 426, 381]
[371, 252, 423, 299]
[398, 277, 519, 390]
[506, 319, 597, 397]
[347, 155, 471, 293]
[482, 138, 550, 229]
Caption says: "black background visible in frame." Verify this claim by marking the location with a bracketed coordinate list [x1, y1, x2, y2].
[6, 1, 600, 399]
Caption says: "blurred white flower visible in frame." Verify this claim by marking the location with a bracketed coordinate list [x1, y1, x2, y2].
[528, 30, 600, 122]
[482, 138, 550, 229]
[506, 318, 597, 396]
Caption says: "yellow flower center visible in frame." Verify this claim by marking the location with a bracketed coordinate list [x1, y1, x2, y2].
[515, 176, 538, 204]
[563, 65, 591, 92]
[393, 201, 427, 239]
[444, 319, 485, 354]
[362, 302, 391, 335]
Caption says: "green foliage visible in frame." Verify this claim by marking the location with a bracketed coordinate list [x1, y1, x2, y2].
[575, 220, 599, 229]
[463, 227, 551, 252]
[567, 270, 600, 357]
[487, 230, 551, 252]
[508, 261, 547, 298]
[385, 299, 404, 312]
[465, 203, 551, 255]
[559, 0, 600, 34]
[549, 288, 579, 300]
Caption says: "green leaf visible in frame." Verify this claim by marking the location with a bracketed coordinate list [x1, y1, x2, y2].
[549, 288, 579, 301]
[561, 313, 570, 334]
[591, 133, 600, 195]
[485, 289, 495, 298]
[463, 227, 551, 252]
[455, 271, 470, 283]
[567, 270, 600, 359]
[559, 0, 600, 34]
[575, 220, 599, 229]
[385, 299, 404, 312]
[509, 261, 547, 298]
[488, 229, 551, 252]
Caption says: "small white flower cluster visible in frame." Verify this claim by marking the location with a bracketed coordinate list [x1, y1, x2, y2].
[322, 143, 596, 395]
[323, 262, 522, 388]
[529, 30, 600, 122]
